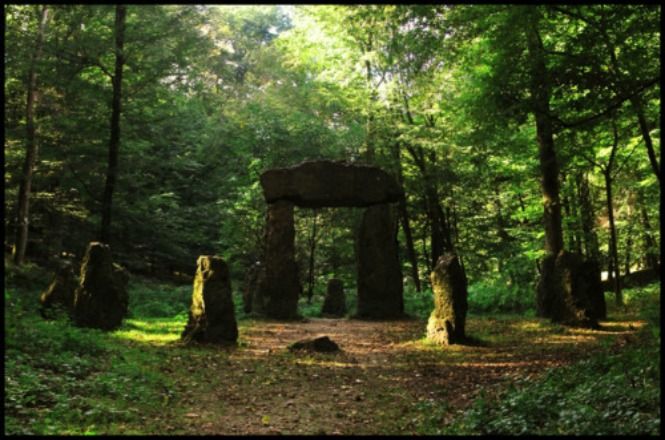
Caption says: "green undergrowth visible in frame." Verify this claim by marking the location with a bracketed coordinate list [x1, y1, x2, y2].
[433, 282, 661, 436]
[3, 260, 230, 435]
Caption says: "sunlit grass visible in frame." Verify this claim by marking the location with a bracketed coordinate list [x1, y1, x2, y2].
[112, 317, 186, 344]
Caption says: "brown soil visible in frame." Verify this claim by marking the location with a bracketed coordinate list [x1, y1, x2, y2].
[163, 316, 640, 435]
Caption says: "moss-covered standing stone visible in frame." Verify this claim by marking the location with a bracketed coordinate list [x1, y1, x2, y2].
[321, 278, 346, 317]
[72, 242, 128, 330]
[427, 254, 468, 345]
[181, 255, 238, 344]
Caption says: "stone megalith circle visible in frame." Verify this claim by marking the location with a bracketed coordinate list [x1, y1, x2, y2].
[256, 160, 404, 320]
[321, 278, 346, 317]
[427, 253, 468, 345]
[72, 242, 129, 330]
[182, 255, 238, 344]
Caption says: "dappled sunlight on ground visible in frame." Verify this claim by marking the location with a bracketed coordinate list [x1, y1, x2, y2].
[100, 312, 649, 435]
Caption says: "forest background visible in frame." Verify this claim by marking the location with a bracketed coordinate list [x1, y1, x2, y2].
[3, 4, 661, 435]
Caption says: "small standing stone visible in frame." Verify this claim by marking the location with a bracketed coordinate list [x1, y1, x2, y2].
[72, 242, 128, 330]
[242, 261, 262, 314]
[321, 278, 346, 317]
[182, 256, 238, 344]
[427, 254, 468, 345]
[39, 262, 78, 318]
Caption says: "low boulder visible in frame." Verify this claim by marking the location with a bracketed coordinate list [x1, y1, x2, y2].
[288, 336, 340, 353]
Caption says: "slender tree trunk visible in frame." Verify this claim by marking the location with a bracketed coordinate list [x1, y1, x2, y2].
[13, 5, 49, 265]
[391, 144, 421, 291]
[624, 221, 633, 276]
[306, 212, 318, 304]
[363, 34, 375, 163]
[561, 178, 576, 252]
[638, 194, 658, 270]
[604, 170, 622, 306]
[526, 13, 564, 257]
[100, 4, 126, 243]
[630, 97, 660, 182]
[577, 172, 599, 261]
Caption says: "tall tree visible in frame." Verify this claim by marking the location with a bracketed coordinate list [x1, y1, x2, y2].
[13, 5, 49, 265]
[99, 4, 126, 243]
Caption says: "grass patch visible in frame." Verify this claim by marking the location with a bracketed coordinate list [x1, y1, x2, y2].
[435, 282, 661, 436]
[4, 260, 209, 435]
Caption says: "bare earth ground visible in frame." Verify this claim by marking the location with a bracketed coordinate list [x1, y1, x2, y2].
[144, 316, 641, 435]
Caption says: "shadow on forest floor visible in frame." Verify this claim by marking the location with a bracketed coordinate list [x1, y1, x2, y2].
[101, 312, 644, 435]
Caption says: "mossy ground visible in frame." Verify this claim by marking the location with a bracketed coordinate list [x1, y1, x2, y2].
[4, 258, 660, 435]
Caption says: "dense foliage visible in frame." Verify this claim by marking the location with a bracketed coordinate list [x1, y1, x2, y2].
[5, 5, 659, 304]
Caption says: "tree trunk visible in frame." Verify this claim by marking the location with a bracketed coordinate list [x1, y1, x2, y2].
[638, 194, 658, 270]
[527, 10, 566, 318]
[389, 142, 421, 291]
[306, 212, 318, 304]
[604, 170, 622, 306]
[630, 96, 660, 182]
[526, 17, 564, 257]
[577, 172, 600, 261]
[13, 5, 49, 265]
[100, 4, 126, 244]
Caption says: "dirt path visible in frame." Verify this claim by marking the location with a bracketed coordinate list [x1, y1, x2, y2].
[160, 316, 640, 435]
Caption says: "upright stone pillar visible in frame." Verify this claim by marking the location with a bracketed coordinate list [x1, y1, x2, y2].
[550, 251, 599, 328]
[254, 201, 302, 319]
[181, 256, 238, 344]
[72, 242, 128, 330]
[427, 253, 468, 345]
[356, 204, 403, 318]
[321, 278, 346, 317]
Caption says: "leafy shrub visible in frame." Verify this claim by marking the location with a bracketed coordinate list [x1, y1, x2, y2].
[467, 277, 534, 314]
[128, 278, 191, 318]
[403, 286, 434, 320]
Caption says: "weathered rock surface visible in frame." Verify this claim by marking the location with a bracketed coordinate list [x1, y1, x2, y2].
[182, 256, 238, 344]
[288, 336, 340, 353]
[39, 263, 78, 318]
[580, 258, 606, 321]
[537, 251, 602, 327]
[260, 160, 403, 208]
[427, 254, 468, 345]
[321, 278, 346, 317]
[254, 201, 302, 319]
[551, 251, 600, 327]
[356, 204, 404, 319]
[72, 242, 128, 330]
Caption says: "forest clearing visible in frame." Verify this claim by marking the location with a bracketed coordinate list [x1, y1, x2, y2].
[4, 4, 660, 436]
[5, 261, 660, 435]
